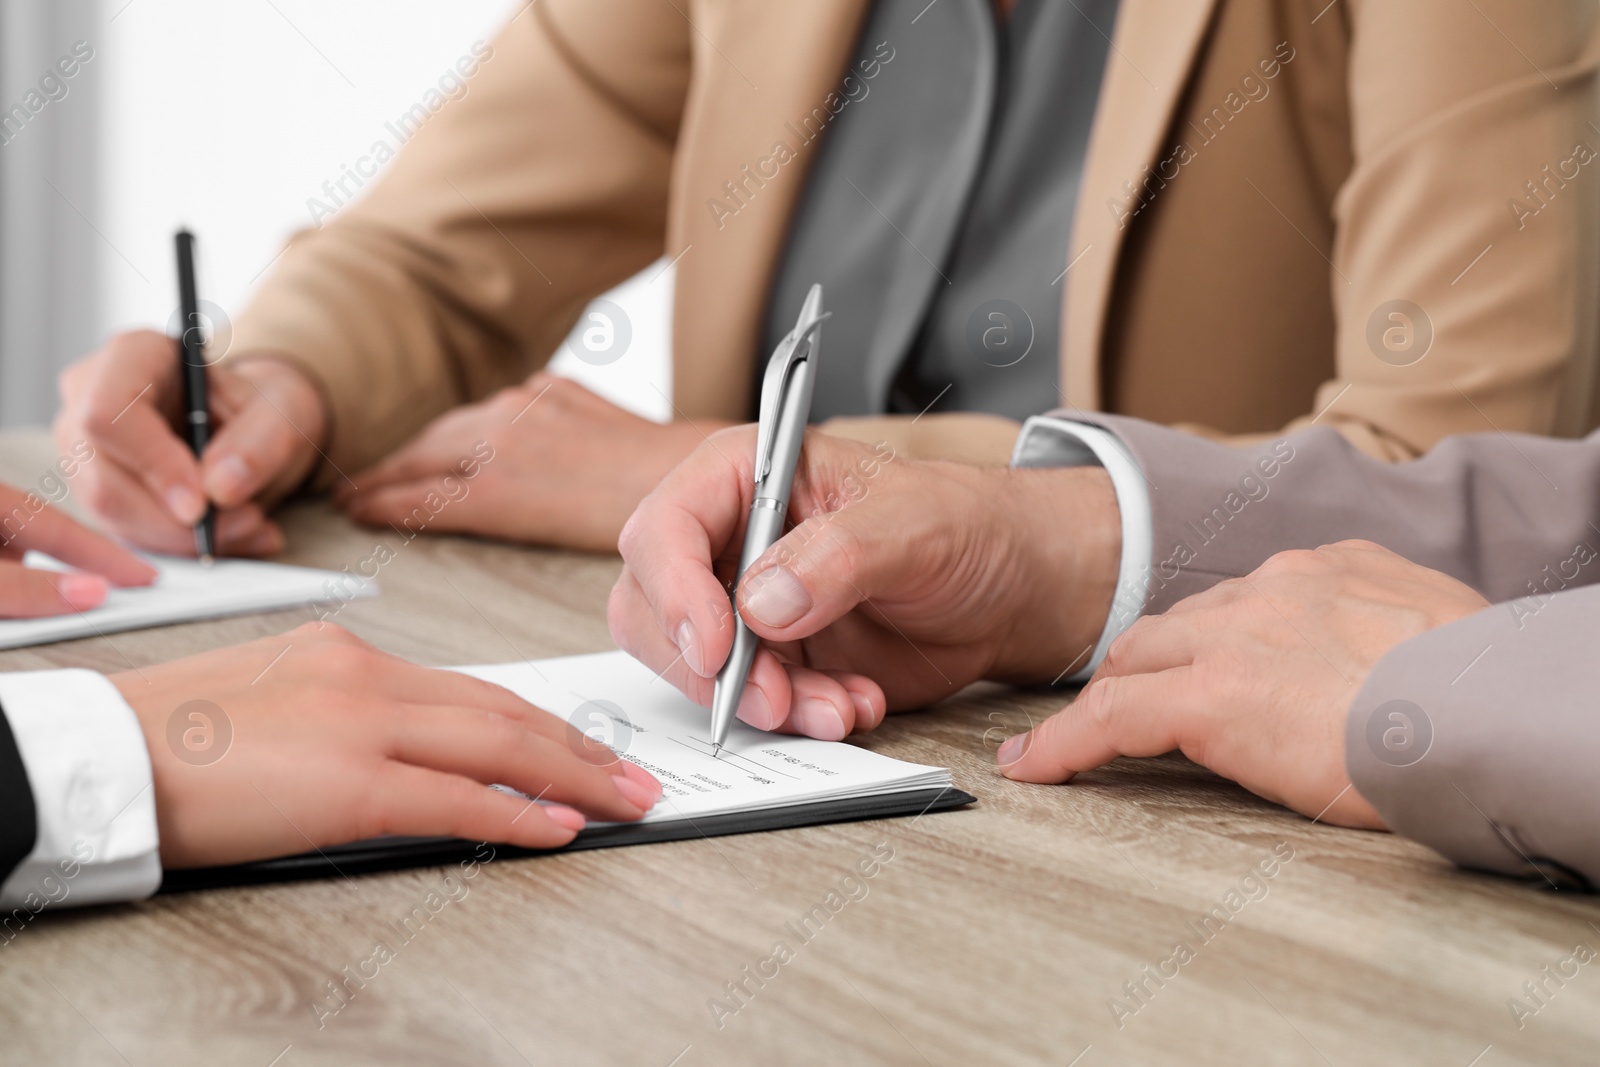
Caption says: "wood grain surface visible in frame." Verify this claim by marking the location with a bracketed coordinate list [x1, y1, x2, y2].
[1, 431, 1597, 1067]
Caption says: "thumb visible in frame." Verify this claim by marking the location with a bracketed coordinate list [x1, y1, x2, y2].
[0, 561, 110, 618]
[735, 506, 916, 641]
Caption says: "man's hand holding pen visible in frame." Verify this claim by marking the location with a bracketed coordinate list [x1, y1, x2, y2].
[609, 427, 1122, 739]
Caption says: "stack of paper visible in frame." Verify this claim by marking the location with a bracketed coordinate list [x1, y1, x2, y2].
[460, 651, 954, 823]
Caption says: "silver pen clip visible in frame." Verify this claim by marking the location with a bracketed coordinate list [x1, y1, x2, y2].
[754, 284, 827, 484]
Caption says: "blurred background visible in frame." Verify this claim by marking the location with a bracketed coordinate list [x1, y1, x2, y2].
[0, 0, 670, 430]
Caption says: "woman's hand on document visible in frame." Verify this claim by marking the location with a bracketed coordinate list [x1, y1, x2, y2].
[0, 479, 155, 617]
[111, 623, 663, 868]
[610, 428, 1121, 740]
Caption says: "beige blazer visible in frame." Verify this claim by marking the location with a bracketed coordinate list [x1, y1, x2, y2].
[225, 0, 1600, 477]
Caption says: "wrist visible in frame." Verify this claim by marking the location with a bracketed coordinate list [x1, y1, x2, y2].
[988, 465, 1120, 682]
[109, 671, 154, 740]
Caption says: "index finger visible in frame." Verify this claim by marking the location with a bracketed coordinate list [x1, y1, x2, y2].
[615, 427, 756, 678]
[998, 670, 1195, 783]
[1097, 611, 1204, 681]
[0, 488, 156, 587]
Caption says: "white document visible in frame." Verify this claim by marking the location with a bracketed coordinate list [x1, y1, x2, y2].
[457, 651, 951, 823]
[0, 552, 377, 651]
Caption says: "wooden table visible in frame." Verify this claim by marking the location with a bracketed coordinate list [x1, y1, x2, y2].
[1, 430, 1597, 1066]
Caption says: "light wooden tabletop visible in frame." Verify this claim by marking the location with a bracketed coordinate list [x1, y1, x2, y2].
[1, 430, 1597, 1067]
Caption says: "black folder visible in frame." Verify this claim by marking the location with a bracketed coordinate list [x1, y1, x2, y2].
[160, 786, 976, 892]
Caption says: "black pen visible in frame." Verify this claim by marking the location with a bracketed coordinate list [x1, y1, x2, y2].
[174, 229, 216, 562]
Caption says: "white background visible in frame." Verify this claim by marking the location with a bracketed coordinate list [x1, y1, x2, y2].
[6, 0, 671, 426]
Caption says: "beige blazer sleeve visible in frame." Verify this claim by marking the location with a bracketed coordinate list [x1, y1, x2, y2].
[844, 2, 1600, 465]
[1325, 0, 1600, 458]
[1346, 588, 1600, 889]
[223, 2, 690, 477]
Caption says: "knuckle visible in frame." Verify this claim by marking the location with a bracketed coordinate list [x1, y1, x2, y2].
[615, 512, 646, 561]
[321, 622, 365, 646]
[121, 328, 169, 350]
[706, 424, 757, 462]
[1325, 538, 1391, 570]
[539, 377, 574, 409]
[471, 709, 523, 753]
[77, 474, 115, 516]
[1258, 548, 1320, 578]
[301, 622, 371, 671]
[1330, 538, 1384, 554]
[79, 399, 121, 440]
[807, 515, 860, 575]
[491, 385, 531, 411]
[605, 577, 638, 650]
[1076, 677, 1119, 735]
[435, 777, 492, 837]
[357, 766, 409, 839]
[1101, 620, 1148, 674]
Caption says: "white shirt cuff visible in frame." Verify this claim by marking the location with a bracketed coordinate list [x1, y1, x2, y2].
[0, 670, 161, 911]
[1011, 416, 1153, 681]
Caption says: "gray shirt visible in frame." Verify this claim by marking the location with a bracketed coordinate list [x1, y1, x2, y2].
[763, 0, 1118, 422]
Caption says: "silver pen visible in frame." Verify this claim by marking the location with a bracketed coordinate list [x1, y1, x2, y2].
[709, 284, 826, 756]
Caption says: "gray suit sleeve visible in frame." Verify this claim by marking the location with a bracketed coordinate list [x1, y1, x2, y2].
[1345, 585, 1600, 889]
[1062, 412, 1600, 615]
[1055, 411, 1600, 885]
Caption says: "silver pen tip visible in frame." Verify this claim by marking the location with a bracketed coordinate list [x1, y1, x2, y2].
[711, 742, 723, 759]
[199, 554, 215, 568]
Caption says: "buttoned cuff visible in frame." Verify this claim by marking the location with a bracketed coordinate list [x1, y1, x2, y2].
[1011, 416, 1153, 681]
[0, 670, 161, 910]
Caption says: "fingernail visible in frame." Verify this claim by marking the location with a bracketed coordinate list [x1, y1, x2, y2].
[615, 776, 659, 812]
[675, 619, 704, 676]
[210, 454, 253, 503]
[849, 691, 875, 727]
[544, 804, 586, 832]
[164, 485, 205, 524]
[735, 684, 778, 730]
[742, 566, 811, 629]
[996, 733, 1028, 767]
[788, 696, 848, 742]
[57, 573, 109, 611]
[621, 760, 663, 797]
